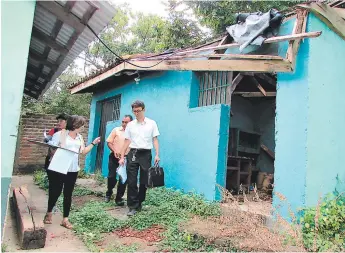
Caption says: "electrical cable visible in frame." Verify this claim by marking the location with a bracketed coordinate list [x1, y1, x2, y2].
[54, 1, 177, 69]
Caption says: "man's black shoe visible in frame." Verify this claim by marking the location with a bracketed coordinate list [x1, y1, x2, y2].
[104, 196, 111, 203]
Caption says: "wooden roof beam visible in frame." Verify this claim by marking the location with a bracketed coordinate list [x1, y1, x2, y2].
[255, 73, 276, 87]
[286, 9, 308, 71]
[231, 73, 244, 94]
[174, 31, 321, 57]
[123, 59, 292, 72]
[251, 77, 267, 96]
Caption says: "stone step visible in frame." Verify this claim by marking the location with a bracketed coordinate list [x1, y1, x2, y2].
[12, 186, 47, 249]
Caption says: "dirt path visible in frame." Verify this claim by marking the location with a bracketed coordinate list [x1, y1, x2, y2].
[2, 175, 88, 252]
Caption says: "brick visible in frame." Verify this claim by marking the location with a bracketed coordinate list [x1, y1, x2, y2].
[13, 187, 46, 249]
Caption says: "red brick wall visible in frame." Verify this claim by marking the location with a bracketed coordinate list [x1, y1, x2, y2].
[14, 113, 89, 174]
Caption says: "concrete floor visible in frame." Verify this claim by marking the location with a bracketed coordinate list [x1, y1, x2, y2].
[2, 175, 88, 252]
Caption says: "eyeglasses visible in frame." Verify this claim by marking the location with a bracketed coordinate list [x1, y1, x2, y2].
[132, 109, 143, 113]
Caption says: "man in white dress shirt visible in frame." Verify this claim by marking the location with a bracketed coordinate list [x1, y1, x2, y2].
[119, 100, 160, 216]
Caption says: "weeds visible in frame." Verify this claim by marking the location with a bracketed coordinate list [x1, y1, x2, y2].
[1, 243, 8, 252]
[104, 243, 139, 252]
[299, 192, 345, 252]
[33, 169, 48, 190]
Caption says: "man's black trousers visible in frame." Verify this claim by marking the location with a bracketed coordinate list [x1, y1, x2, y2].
[126, 149, 151, 210]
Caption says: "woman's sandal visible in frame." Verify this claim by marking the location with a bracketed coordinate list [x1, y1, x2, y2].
[43, 214, 52, 224]
[60, 220, 73, 229]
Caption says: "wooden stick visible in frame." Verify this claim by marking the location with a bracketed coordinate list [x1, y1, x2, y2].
[137, 54, 285, 61]
[171, 31, 321, 57]
[251, 77, 267, 96]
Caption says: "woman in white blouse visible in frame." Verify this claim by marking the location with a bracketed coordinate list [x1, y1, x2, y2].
[43, 115, 100, 229]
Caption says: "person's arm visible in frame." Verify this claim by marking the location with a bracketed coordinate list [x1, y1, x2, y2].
[152, 121, 160, 165]
[106, 129, 117, 156]
[119, 126, 131, 165]
[81, 137, 101, 155]
[153, 137, 160, 165]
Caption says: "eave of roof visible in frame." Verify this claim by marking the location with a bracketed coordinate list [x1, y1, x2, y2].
[24, 0, 116, 99]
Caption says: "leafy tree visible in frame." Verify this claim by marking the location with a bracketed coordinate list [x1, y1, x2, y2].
[87, 2, 207, 65]
[186, 1, 302, 35]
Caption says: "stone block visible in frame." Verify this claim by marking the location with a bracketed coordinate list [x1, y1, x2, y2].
[12, 186, 46, 249]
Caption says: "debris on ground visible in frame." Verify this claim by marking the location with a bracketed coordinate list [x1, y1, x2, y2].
[114, 225, 165, 242]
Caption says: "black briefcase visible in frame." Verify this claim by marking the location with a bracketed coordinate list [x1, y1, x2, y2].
[147, 164, 165, 188]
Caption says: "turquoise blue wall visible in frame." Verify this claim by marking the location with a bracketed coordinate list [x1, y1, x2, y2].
[274, 14, 345, 217]
[274, 17, 309, 217]
[305, 15, 345, 205]
[85, 71, 230, 200]
[1, 0, 36, 235]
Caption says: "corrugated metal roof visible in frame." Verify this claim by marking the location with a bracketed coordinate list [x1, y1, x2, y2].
[24, 0, 116, 98]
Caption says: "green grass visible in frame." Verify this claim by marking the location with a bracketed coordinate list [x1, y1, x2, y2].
[33, 170, 222, 252]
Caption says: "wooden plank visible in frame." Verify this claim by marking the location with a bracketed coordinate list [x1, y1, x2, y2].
[124, 59, 292, 72]
[233, 92, 276, 97]
[209, 35, 230, 60]
[70, 63, 125, 94]
[31, 27, 69, 55]
[146, 53, 285, 61]
[37, 1, 85, 34]
[286, 9, 308, 70]
[260, 144, 275, 160]
[255, 73, 276, 87]
[298, 3, 345, 41]
[334, 7, 345, 19]
[226, 71, 233, 105]
[172, 31, 322, 57]
[231, 73, 244, 93]
[251, 77, 267, 96]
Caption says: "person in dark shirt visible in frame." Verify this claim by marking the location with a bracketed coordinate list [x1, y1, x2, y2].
[44, 113, 69, 170]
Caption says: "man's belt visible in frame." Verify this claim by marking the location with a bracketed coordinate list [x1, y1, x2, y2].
[130, 148, 151, 152]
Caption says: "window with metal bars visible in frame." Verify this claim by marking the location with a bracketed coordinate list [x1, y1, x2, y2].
[197, 71, 233, 107]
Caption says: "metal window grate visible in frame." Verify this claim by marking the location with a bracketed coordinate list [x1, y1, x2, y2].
[197, 71, 233, 107]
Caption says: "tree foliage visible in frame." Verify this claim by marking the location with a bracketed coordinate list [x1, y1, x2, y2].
[187, 1, 302, 35]
[22, 64, 92, 117]
[86, 1, 207, 65]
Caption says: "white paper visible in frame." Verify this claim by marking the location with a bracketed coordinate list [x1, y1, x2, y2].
[116, 158, 127, 184]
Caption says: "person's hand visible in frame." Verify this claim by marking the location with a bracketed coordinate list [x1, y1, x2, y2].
[92, 137, 101, 145]
[154, 155, 160, 165]
[119, 157, 125, 166]
[114, 153, 120, 159]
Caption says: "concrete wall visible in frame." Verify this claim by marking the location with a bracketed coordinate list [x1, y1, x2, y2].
[1, 0, 36, 235]
[14, 114, 89, 174]
[305, 15, 345, 205]
[85, 71, 230, 200]
[274, 17, 309, 217]
[274, 14, 345, 218]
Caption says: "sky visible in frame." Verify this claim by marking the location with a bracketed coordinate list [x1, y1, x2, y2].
[115, 0, 170, 17]
[73, 0, 206, 77]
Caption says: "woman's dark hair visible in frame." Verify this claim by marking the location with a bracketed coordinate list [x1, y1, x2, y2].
[131, 100, 145, 109]
[56, 112, 69, 121]
[66, 115, 86, 131]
